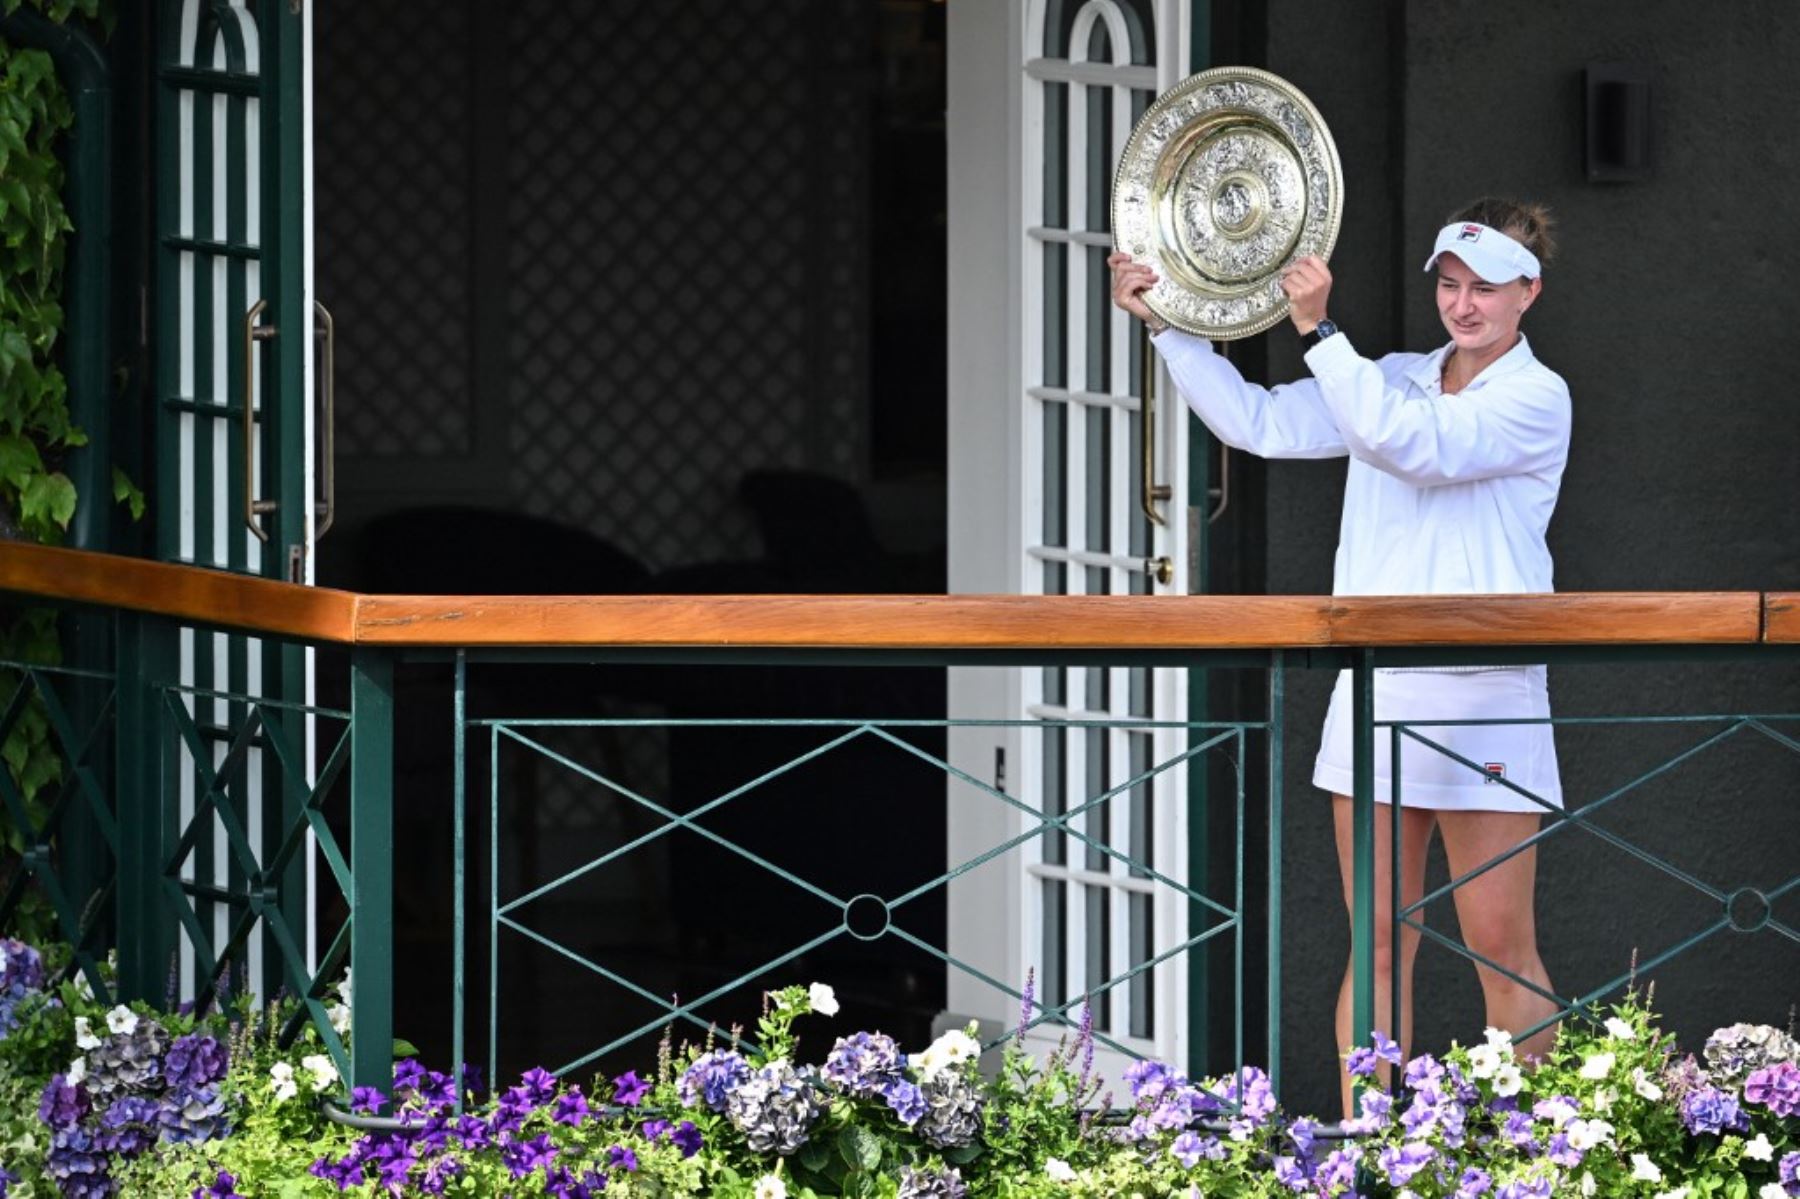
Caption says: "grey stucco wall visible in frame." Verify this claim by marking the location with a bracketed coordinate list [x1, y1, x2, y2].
[1253, 0, 1800, 1116]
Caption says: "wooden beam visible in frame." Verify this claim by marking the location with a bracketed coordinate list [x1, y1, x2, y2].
[1765, 593, 1800, 643]
[0, 543, 1775, 650]
[0, 540, 357, 643]
[1327, 592, 1764, 646]
[350, 593, 1337, 649]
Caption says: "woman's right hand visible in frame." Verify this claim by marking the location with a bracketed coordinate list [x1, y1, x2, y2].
[1107, 252, 1159, 324]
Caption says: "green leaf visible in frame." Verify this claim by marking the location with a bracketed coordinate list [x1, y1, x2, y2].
[837, 1123, 881, 1172]
[797, 1140, 832, 1173]
[393, 1038, 419, 1057]
[0, 433, 41, 488]
[944, 1143, 983, 1165]
[111, 465, 145, 520]
[19, 469, 75, 530]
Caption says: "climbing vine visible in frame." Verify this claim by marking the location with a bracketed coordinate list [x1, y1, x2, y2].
[0, 0, 112, 939]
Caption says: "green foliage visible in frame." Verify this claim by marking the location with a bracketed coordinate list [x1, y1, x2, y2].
[0, 0, 129, 941]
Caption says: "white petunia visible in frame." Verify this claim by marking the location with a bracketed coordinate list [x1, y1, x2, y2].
[270, 1061, 298, 1101]
[1577, 1050, 1615, 1080]
[301, 1052, 339, 1092]
[1565, 1118, 1614, 1151]
[74, 971, 93, 1001]
[328, 1003, 352, 1037]
[1483, 1026, 1514, 1050]
[1632, 1066, 1663, 1100]
[807, 982, 839, 1018]
[1743, 1132, 1774, 1162]
[1045, 1158, 1077, 1182]
[67, 1058, 87, 1085]
[73, 1016, 101, 1051]
[1492, 1062, 1524, 1097]
[104, 1004, 139, 1036]
[1629, 1153, 1663, 1183]
[916, 1028, 981, 1081]
[753, 1175, 787, 1199]
[1604, 1016, 1636, 1041]
[1761, 1184, 1790, 1199]
[1591, 1085, 1618, 1113]
[1579, 1172, 1597, 1197]
[1466, 1042, 1502, 1079]
[1651, 1189, 1688, 1199]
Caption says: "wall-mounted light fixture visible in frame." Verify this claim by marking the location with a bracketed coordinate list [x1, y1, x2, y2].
[1585, 62, 1654, 183]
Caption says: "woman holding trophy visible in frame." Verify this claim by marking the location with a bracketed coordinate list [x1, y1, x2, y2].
[1105, 68, 1570, 1117]
[1112, 199, 1569, 1117]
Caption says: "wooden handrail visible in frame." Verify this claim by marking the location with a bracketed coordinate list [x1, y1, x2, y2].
[1766, 593, 1800, 644]
[0, 541, 1782, 649]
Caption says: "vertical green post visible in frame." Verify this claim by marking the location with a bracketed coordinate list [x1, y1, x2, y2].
[452, 650, 466, 1111]
[1350, 651, 1376, 1076]
[1266, 650, 1284, 1093]
[114, 612, 174, 1004]
[349, 649, 394, 1101]
[1390, 725, 1405, 1048]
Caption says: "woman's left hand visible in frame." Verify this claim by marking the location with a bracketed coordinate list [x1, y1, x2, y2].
[1281, 256, 1333, 334]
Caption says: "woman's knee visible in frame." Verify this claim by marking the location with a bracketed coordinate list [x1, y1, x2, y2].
[1459, 913, 1540, 979]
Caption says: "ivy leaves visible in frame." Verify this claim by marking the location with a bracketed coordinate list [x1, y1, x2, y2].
[0, 37, 80, 544]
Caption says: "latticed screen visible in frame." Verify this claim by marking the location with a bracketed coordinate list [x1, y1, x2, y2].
[318, 0, 872, 573]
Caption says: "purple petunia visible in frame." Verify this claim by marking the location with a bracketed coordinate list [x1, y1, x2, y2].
[552, 1088, 589, 1127]
[1379, 1140, 1436, 1186]
[1456, 1166, 1493, 1198]
[671, 1119, 703, 1158]
[192, 1170, 244, 1199]
[612, 1070, 650, 1107]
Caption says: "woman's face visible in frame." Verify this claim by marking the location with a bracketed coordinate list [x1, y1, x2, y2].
[1435, 253, 1541, 358]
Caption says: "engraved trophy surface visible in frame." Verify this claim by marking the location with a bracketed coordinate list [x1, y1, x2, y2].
[1112, 67, 1343, 340]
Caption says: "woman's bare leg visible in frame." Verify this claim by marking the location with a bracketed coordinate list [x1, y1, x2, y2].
[1436, 809, 1558, 1059]
[1332, 794, 1435, 1117]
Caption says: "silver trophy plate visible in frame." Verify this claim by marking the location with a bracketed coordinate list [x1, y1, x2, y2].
[1112, 66, 1343, 340]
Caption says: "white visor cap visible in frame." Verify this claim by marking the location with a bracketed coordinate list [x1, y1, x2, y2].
[1422, 222, 1541, 283]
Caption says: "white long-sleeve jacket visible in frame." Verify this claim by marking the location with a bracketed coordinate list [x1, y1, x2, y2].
[1154, 329, 1571, 597]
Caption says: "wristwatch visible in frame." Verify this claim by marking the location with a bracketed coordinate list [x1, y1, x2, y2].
[1144, 312, 1170, 336]
[1301, 318, 1340, 349]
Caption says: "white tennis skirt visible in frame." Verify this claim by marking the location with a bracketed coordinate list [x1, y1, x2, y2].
[1312, 666, 1563, 813]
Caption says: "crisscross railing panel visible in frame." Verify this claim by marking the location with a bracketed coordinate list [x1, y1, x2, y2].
[158, 682, 357, 1077]
[472, 714, 1259, 1092]
[1386, 712, 1800, 1044]
[0, 660, 120, 1000]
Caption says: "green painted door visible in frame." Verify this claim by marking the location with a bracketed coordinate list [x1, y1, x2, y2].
[151, 0, 316, 1005]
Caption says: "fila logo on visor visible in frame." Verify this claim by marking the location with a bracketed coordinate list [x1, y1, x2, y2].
[1457, 224, 1483, 242]
[1484, 762, 1506, 783]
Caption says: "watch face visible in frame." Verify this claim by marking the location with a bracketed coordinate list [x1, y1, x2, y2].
[1316, 320, 1338, 338]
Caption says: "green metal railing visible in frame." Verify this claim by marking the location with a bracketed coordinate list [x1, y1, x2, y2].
[1, 548, 1796, 1111]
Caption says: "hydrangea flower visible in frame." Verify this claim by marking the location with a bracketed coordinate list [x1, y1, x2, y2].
[679, 1049, 751, 1111]
[897, 1165, 967, 1198]
[823, 1031, 905, 1096]
[915, 1064, 984, 1149]
[1744, 1061, 1800, 1117]
[725, 1060, 825, 1154]
[1679, 1084, 1749, 1135]
[163, 1033, 228, 1090]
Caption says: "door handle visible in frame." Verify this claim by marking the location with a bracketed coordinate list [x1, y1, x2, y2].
[313, 300, 336, 541]
[243, 299, 277, 542]
[1139, 326, 1172, 526]
[1208, 440, 1232, 524]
